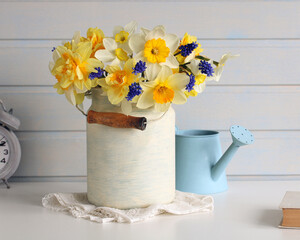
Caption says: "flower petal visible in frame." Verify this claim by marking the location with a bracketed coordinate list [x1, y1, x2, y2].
[124, 58, 135, 73]
[185, 51, 195, 63]
[161, 55, 179, 69]
[140, 27, 150, 37]
[190, 59, 200, 75]
[76, 42, 92, 60]
[145, 26, 165, 41]
[105, 65, 121, 74]
[75, 92, 85, 105]
[107, 87, 125, 105]
[140, 80, 157, 90]
[60, 79, 72, 89]
[172, 90, 187, 105]
[156, 65, 173, 82]
[145, 63, 161, 81]
[84, 79, 92, 90]
[219, 53, 240, 65]
[167, 73, 190, 90]
[53, 49, 60, 62]
[154, 102, 170, 112]
[103, 38, 117, 51]
[118, 42, 132, 54]
[76, 66, 83, 80]
[95, 50, 115, 63]
[72, 31, 81, 45]
[97, 78, 107, 87]
[121, 99, 132, 115]
[163, 33, 179, 53]
[124, 21, 137, 36]
[110, 57, 121, 66]
[74, 79, 83, 90]
[136, 88, 154, 109]
[86, 58, 104, 71]
[64, 88, 76, 105]
[129, 33, 145, 54]
[194, 82, 206, 93]
[49, 62, 54, 72]
[133, 51, 145, 62]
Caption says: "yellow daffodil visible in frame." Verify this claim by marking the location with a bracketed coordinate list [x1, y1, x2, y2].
[50, 41, 103, 105]
[129, 25, 179, 81]
[176, 33, 203, 64]
[137, 66, 189, 112]
[61, 31, 85, 52]
[86, 27, 105, 57]
[95, 38, 129, 66]
[53, 82, 85, 105]
[206, 53, 240, 82]
[113, 21, 137, 54]
[49, 23, 237, 112]
[98, 59, 138, 106]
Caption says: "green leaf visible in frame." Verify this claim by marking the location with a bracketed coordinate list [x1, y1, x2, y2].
[180, 64, 192, 73]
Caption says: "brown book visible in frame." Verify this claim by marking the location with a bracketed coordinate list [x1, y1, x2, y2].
[279, 191, 300, 229]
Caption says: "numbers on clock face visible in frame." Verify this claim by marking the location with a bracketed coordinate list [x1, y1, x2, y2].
[0, 134, 10, 172]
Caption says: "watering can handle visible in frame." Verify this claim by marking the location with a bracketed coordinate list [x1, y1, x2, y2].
[87, 110, 147, 131]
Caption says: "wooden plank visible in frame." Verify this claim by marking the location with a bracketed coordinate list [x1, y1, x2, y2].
[0, 87, 88, 131]
[1, 40, 300, 86]
[1, 86, 299, 131]
[13, 130, 300, 177]
[174, 85, 300, 131]
[15, 131, 86, 177]
[220, 131, 300, 175]
[0, 2, 299, 39]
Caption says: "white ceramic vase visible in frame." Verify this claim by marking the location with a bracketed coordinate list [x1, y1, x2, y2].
[87, 88, 175, 209]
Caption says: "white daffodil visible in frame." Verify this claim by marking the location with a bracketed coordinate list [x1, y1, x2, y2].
[113, 21, 137, 54]
[207, 53, 240, 82]
[95, 38, 129, 66]
[129, 25, 180, 81]
[189, 59, 208, 94]
[137, 66, 189, 112]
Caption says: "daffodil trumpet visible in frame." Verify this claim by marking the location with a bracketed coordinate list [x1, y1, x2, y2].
[49, 21, 238, 114]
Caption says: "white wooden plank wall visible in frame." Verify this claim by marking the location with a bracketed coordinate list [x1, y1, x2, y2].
[0, 1, 299, 180]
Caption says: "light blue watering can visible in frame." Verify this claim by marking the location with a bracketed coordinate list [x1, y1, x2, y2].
[175, 125, 254, 194]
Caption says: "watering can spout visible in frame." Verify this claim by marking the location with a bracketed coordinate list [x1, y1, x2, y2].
[211, 125, 254, 181]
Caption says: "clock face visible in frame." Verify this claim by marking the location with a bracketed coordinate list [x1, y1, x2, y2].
[0, 133, 10, 172]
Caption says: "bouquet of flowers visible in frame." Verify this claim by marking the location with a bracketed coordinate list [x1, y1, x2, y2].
[49, 21, 238, 114]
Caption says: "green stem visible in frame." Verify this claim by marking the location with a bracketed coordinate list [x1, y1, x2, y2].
[180, 62, 191, 66]
[179, 64, 192, 73]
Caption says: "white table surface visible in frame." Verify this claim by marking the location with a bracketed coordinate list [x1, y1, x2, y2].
[1, 181, 300, 240]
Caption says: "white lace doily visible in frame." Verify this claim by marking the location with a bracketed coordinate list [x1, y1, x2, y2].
[42, 191, 213, 223]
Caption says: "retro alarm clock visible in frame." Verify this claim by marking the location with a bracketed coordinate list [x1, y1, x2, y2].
[0, 100, 21, 189]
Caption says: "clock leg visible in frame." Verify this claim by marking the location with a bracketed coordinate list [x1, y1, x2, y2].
[2, 178, 10, 189]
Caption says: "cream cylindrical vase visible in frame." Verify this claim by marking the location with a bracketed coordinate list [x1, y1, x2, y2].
[87, 88, 175, 209]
